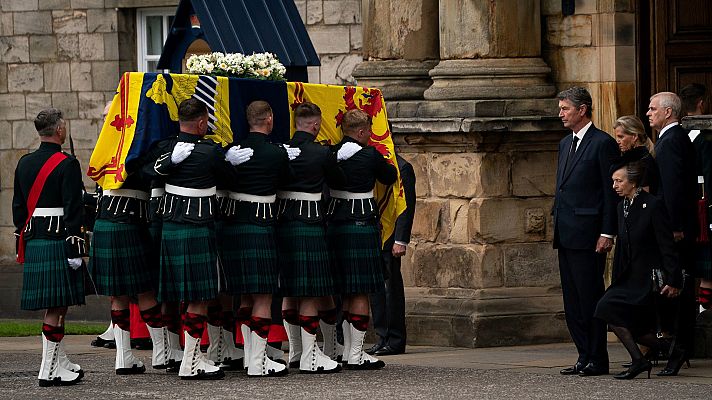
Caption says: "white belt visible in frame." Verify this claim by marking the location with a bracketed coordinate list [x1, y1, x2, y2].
[33, 207, 64, 217]
[151, 188, 165, 198]
[216, 190, 229, 198]
[229, 192, 276, 203]
[330, 189, 374, 200]
[103, 189, 150, 201]
[165, 184, 216, 197]
[277, 191, 321, 201]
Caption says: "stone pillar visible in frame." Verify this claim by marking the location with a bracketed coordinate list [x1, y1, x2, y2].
[424, 0, 555, 103]
[351, 0, 439, 100]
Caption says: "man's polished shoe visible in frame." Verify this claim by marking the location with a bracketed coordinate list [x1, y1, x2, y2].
[578, 363, 609, 376]
[365, 343, 384, 355]
[374, 345, 404, 356]
[560, 362, 585, 375]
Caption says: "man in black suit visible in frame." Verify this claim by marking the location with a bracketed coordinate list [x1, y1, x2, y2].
[553, 87, 618, 376]
[367, 154, 416, 356]
[647, 91, 698, 376]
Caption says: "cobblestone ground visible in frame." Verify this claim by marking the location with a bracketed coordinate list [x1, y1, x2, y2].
[0, 337, 710, 399]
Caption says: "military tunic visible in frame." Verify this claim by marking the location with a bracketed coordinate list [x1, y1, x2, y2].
[222, 132, 291, 295]
[13, 142, 86, 310]
[327, 136, 397, 294]
[277, 131, 344, 297]
[152, 132, 239, 302]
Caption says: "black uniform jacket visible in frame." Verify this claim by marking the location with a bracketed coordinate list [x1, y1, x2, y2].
[229, 131, 292, 225]
[152, 131, 238, 224]
[12, 142, 85, 258]
[278, 130, 345, 224]
[611, 191, 682, 305]
[328, 136, 398, 223]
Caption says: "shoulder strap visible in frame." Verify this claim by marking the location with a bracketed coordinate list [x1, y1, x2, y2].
[17, 152, 68, 263]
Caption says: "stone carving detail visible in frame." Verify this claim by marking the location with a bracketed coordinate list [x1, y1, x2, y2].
[525, 208, 545, 234]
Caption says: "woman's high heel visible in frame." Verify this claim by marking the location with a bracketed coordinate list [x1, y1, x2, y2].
[657, 351, 690, 377]
[614, 359, 653, 380]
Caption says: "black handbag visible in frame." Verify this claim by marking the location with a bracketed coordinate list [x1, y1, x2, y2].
[651, 268, 664, 293]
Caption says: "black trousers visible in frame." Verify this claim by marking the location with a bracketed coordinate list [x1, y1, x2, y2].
[558, 247, 609, 366]
[369, 251, 407, 351]
[669, 238, 697, 357]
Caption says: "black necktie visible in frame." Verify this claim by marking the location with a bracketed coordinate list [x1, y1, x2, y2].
[564, 135, 579, 174]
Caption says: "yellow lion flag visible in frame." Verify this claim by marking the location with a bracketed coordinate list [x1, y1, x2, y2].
[88, 72, 406, 246]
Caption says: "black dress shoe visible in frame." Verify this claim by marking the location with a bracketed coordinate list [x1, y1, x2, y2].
[90, 336, 115, 349]
[560, 362, 585, 375]
[578, 363, 609, 376]
[374, 345, 405, 356]
[656, 349, 690, 377]
[614, 359, 652, 380]
[366, 343, 384, 355]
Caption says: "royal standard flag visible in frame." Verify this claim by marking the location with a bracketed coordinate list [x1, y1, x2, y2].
[89, 72, 406, 246]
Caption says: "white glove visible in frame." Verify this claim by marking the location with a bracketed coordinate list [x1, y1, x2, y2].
[337, 142, 362, 161]
[226, 145, 254, 166]
[171, 142, 195, 164]
[282, 144, 301, 161]
[67, 258, 83, 270]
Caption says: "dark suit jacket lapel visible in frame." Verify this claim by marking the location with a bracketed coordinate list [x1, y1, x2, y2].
[562, 125, 595, 183]
[557, 134, 573, 185]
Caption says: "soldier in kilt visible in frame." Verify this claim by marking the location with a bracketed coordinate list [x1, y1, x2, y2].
[203, 182, 247, 371]
[88, 130, 173, 375]
[277, 102, 346, 373]
[222, 100, 297, 377]
[327, 109, 397, 370]
[13, 108, 86, 386]
[152, 98, 250, 380]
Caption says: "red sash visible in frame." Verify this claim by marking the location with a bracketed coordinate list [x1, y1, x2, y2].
[17, 152, 68, 263]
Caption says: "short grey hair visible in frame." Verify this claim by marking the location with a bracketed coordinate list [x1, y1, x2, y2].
[650, 92, 682, 119]
[557, 86, 593, 118]
[34, 108, 64, 137]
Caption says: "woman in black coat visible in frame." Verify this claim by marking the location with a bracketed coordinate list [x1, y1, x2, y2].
[594, 158, 682, 379]
[613, 115, 659, 194]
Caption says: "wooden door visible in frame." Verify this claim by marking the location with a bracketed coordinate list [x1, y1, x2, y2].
[637, 0, 712, 117]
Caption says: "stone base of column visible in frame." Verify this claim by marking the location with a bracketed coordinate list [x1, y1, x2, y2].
[352, 59, 438, 100]
[403, 287, 569, 348]
[424, 58, 556, 101]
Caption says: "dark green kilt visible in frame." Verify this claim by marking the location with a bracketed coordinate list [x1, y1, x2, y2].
[21, 239, 85, 310]
[221, 223, 278, 295]
[327, 222, 385, 295]
[88, 219, 154, 296]
[278, 221, 334, 297]
[159, 222, 220, 302]
[147, 219, 162, 285]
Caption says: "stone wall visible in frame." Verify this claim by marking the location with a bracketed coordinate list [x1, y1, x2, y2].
[542, 0, 637, 134]
[293, 0, 362, 84]
[0, 0, 130, 262]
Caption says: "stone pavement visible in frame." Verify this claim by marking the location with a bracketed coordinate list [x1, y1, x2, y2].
[0, 335, 710, 399]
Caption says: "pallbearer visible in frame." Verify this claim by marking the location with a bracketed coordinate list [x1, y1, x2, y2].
[277, 102, 346, 373]
[327, 109, 397, 370]
[13, 108, 86, 386]
[223, 100, 296, 377]
[152, 98, 249, 380]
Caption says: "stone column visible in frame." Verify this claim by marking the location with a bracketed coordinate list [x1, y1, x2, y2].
[424, 0, 554, 103]
[351, 0, 439, 100]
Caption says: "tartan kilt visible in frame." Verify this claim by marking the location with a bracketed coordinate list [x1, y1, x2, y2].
[327, 222, 385, 295]
[147, 219, 163, 284]
[278, 221, 334, 297]
[159, 222, 220, 302]
[88, 219, 155, 296]
[221, 223, 278, 295]
[21, 239, 85, 310]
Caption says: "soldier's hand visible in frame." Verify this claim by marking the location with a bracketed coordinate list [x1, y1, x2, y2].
[226, 145, 254, 166]
[67, 258, 83, 270]
[171, 142, 195, 164]
[282, 144, 301, 160]
[337, 142, 362, 161]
